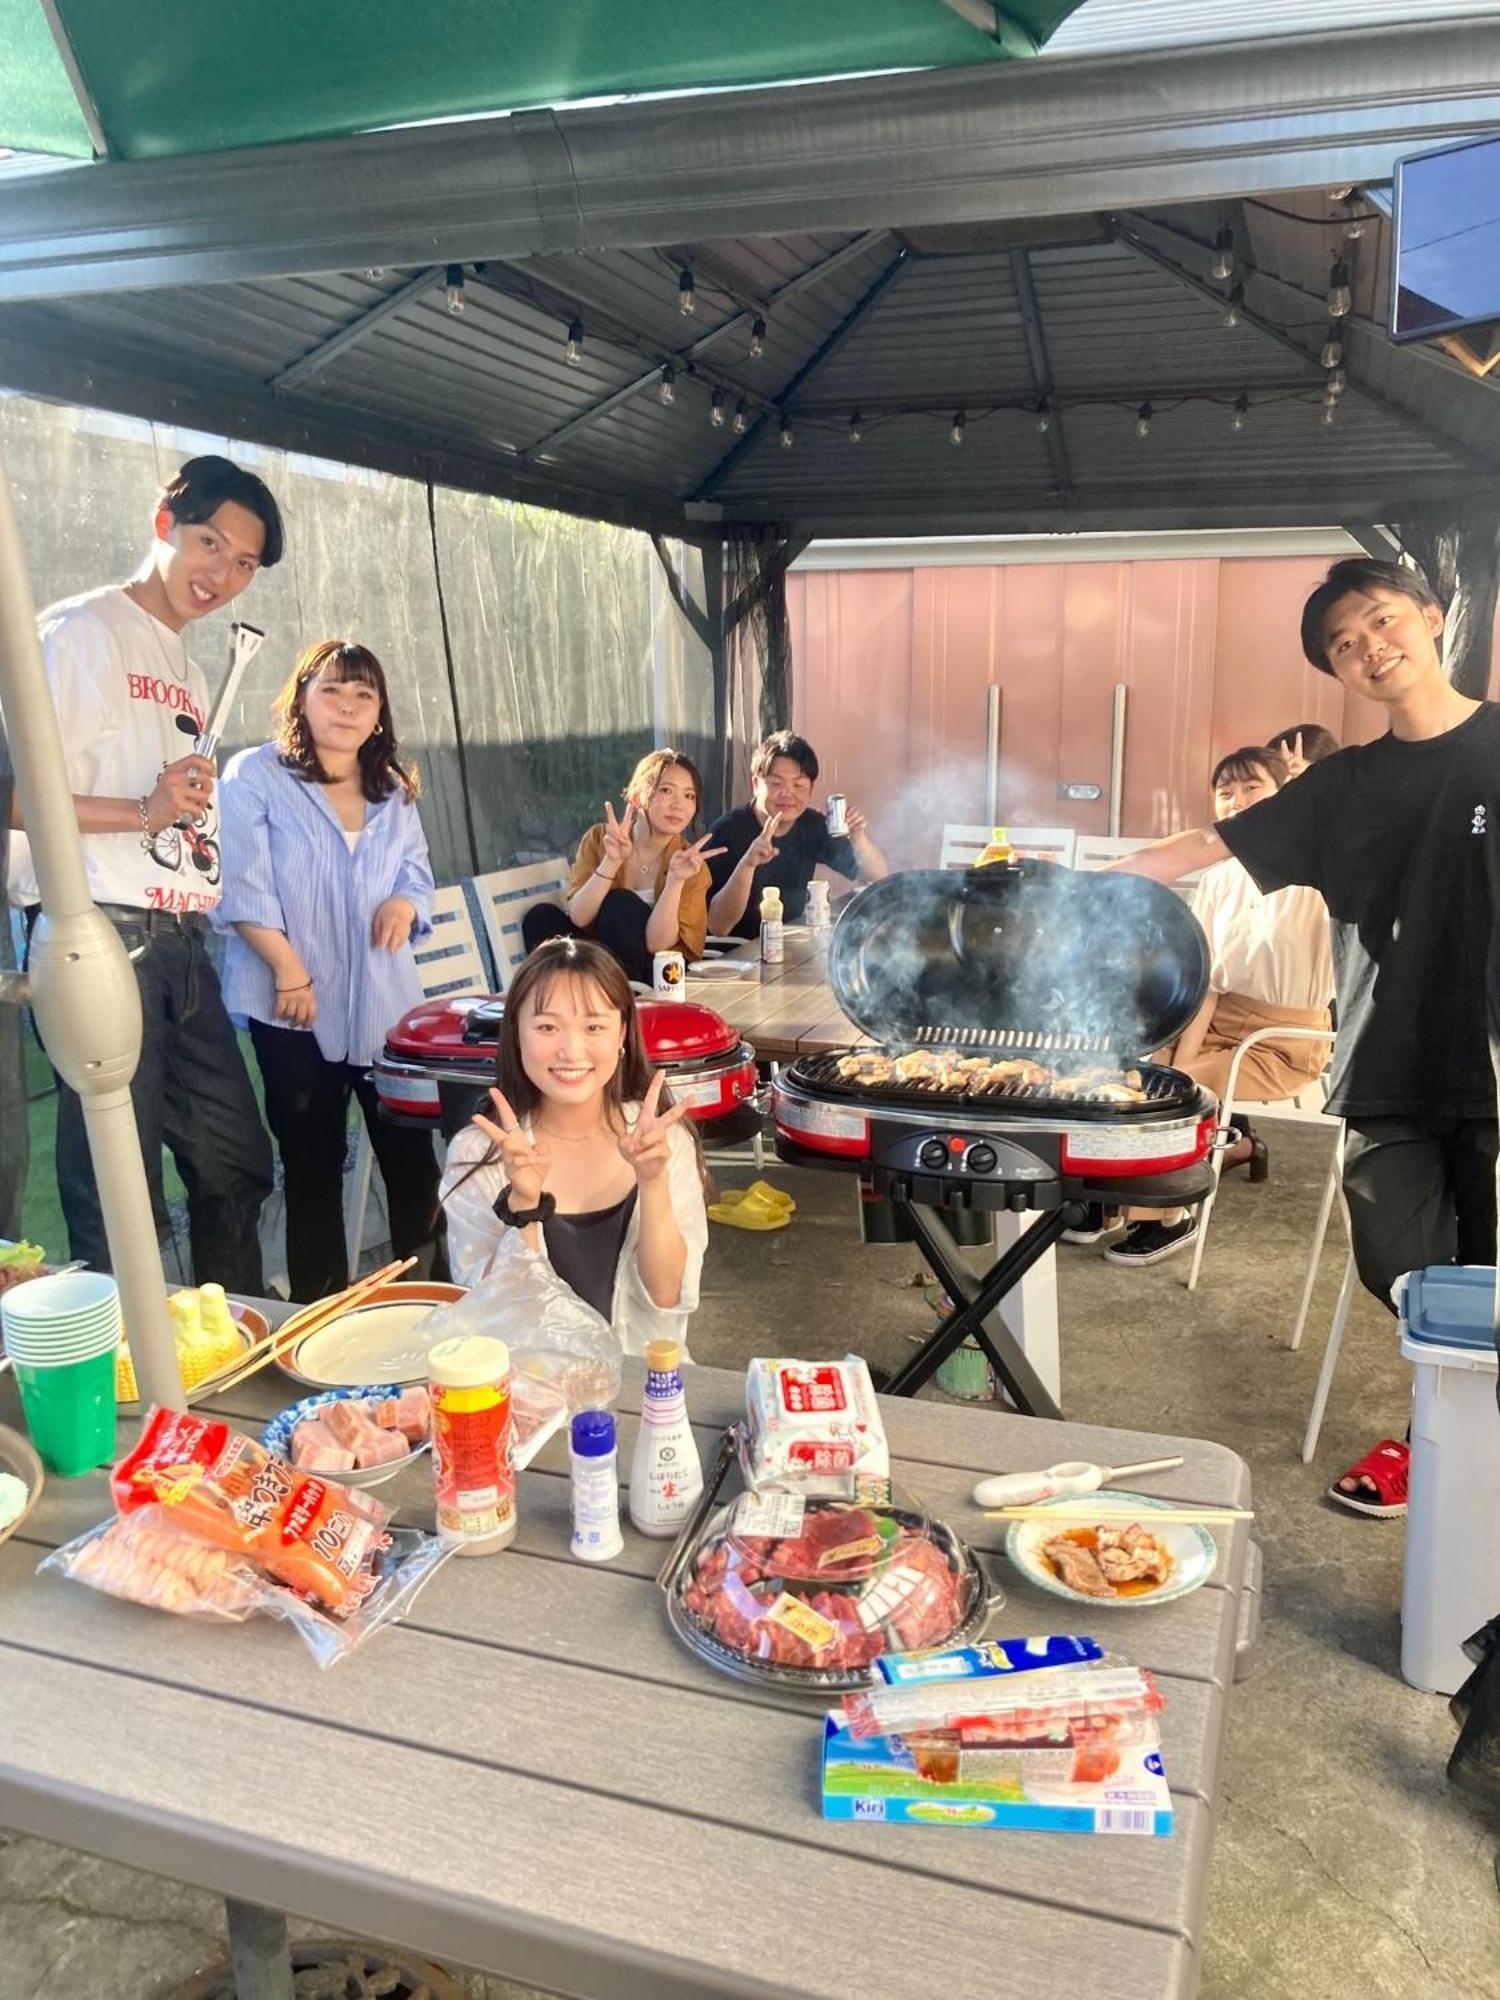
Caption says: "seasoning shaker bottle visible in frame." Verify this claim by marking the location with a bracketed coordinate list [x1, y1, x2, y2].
[628, 1339, 703, 1538]
[429, 1333, 517, 1555]
[569, 1409, 625, 1562]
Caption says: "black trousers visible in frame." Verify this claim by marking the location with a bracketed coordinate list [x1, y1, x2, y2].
[45, 913, 272, 1293]
[250, 1019, 445, 1305]
[1342, 1115, 1499, 1315]
[521, 893, 655, 984]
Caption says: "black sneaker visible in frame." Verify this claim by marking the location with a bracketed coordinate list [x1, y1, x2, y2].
[1102, 1216, 1198, 1267]
[1061, 1204, 1124, 1246]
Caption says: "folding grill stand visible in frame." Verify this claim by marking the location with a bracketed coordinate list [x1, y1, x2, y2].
[883, 1199, 1079, 1418]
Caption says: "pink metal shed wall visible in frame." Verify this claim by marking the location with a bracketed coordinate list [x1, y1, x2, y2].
[788, 556, 1496, 871]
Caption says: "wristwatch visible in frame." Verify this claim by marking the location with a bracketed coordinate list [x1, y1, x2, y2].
[493, 1185, 557, 1228]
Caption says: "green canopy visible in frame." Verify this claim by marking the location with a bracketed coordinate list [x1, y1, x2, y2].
[0, 0, 1086, 161]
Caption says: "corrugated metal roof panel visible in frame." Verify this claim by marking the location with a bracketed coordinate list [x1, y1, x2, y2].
[1045, 0, 1496, 55]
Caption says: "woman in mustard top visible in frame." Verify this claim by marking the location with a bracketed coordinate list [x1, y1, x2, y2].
[522, 749, 724, 983]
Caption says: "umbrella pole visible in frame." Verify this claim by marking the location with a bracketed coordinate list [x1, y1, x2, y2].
[0, 456, 183, 1412]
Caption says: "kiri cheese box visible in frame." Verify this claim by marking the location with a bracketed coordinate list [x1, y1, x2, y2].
[821, 1719, 1173, 1835]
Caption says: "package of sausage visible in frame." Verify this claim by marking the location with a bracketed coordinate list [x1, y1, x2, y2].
[743, 1357, 890, 1492]
[41, 1408, 450, 1666]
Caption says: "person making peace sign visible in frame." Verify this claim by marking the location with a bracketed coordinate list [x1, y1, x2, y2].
[439, 938, 709, 1355]
[521, 749, 725, 982]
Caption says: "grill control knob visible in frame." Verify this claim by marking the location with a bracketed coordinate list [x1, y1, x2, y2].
[964, 1142, 999, 1175]
[918, 1139, 951, 1171]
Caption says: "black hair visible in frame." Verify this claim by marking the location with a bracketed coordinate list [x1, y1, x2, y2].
[157, 454, 285, 569]
[1212, 745, 1286, 792]
[1266, 722, 1340, 766]
[274, 639, 419, 804]
[751, 729, 819, 785]
[1299, 558, 1441, 674]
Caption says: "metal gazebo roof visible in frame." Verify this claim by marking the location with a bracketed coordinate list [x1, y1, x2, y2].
[0, 6, 1496, 540]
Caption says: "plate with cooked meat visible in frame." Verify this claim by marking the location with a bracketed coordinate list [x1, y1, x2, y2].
[1005, 1492, 1216, 1608]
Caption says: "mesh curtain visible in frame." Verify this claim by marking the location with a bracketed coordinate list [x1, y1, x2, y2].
[721, 525, 798, 809]
[1389, 504, 1500, 699]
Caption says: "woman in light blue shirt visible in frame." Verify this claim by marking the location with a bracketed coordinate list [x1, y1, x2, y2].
[216, 639, 442, 1301]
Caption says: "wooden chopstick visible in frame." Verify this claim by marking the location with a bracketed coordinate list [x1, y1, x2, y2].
[986, 1505, 1254, 1525]
[200, 1256, 417, 1397]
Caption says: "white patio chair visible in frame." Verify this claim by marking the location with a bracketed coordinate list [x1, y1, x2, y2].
[1075, 832, 1204, 898]
[1296, 1136, 1359, 1463]
[1184, 1025, 1334, 1293]
[472, 858, 572, 992]
[346, 883, 490, 1280]
[939, 823, 1077, 870]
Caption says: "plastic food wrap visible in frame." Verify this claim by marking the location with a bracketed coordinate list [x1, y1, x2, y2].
[677, 1488, 983, 1681]
[416, 1232, 622, 1412]
[40, 1407, 452, 1665]
[743, 1357, 888, 1492]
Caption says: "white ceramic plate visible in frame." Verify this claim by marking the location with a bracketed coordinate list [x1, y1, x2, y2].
[277, 1284, 465, 1389]
[688, 959, 752, 977]
[1005, 1491, 1218, 1610]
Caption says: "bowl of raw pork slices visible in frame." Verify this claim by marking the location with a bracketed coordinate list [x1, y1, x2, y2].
[262, 1384, 431, 1488]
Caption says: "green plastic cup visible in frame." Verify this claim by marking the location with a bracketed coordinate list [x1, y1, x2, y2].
[14, 1348, 118, 1477]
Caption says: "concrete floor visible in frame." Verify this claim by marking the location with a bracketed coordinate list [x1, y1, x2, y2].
[3, 1122, 1498, 1997]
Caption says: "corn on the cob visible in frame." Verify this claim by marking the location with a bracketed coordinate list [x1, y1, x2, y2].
[116, 1304, 243, 1402]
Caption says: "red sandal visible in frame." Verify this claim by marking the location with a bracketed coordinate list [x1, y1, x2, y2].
[1327, 1438, 1409, 1519]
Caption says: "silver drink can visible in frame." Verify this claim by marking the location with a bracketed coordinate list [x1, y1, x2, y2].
[652, 949, 687, 1000]
[825, 793, 848, 838]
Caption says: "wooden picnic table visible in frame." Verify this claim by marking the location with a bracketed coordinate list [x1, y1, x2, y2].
[689, 927, 868, 1062]
[0, 1333, 1257, 2000]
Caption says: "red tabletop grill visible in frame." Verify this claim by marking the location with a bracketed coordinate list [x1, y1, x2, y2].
[375, 993, 762, 1144]
[773, 862, 1219, 1417]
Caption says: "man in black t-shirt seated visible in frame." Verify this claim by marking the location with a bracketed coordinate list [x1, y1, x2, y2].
[1109, 558, 1499, 1521]
[705, 730, 889, 941]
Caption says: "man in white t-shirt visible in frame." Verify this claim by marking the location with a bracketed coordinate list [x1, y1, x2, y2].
[8, 455, 284, 1291]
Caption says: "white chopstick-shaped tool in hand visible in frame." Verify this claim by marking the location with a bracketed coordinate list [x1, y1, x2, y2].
[971, 1456, 1185, 1510]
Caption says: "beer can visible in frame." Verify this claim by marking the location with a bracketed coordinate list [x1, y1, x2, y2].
[825, 793, 848, 838]
[652, 949, 687, 999]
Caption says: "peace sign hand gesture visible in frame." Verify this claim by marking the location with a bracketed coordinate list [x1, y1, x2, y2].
[616, 1072, 687, 1185]
[474, 1087, 552, 1210]
[666, 830, 729, 884]
[742, 810, 784, 872]
[600, 799, 638, 876]
[1282, 731, 1308, 780]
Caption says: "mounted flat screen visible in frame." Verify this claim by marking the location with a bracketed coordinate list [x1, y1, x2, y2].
[1391, 132, 1500, 341]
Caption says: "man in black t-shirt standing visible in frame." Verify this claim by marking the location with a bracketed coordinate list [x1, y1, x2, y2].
[1113, 558, 1499, 1518]
[706, 730, 889, 940]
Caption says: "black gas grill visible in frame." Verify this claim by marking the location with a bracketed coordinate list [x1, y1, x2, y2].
[772, 862, 1220, 1417]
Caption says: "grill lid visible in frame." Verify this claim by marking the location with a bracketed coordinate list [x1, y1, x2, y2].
[827, 863, 1209, 1055]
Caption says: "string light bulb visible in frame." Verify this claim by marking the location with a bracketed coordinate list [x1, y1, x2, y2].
[732, 398, 749, 434]
[658, 364, 677, 406]
[950, 410, 966, 446]
[1231, 391, 1250, 433]
[1135, 400, 1154, 439]
[1210, 228, 1234, 281]
[444, 265, 466, 315]
[749, 316, 767, 360]
[1327, 258, 1352, 318]
[1322, 396, 1339, 426]
[1341, 194, 1367, 242]
[1320, 333, 1343, 372]
[1034, 397, 1052, 434]
[778, 414, 794, 449]
[1222, 283, 1245, 329]
[848, 410, 863, 444]
[709, 387, 726, 428]
[1325, 366, 1347, 399]
[678, 266, 696, 316]
[565, 318, 584, 366]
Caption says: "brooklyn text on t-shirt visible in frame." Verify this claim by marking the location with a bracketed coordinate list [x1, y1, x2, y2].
[126, 673, 206, 728]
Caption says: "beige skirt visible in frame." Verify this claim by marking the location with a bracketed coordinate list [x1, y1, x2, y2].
[1168, 990, 1331, 1102]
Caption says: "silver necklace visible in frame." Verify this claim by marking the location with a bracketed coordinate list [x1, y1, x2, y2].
[126, 584, 189, 684]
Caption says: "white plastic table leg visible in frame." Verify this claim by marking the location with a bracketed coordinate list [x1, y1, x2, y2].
[990, 1210, 1061, 1407]
[1302, 1249, 1358, 1463]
